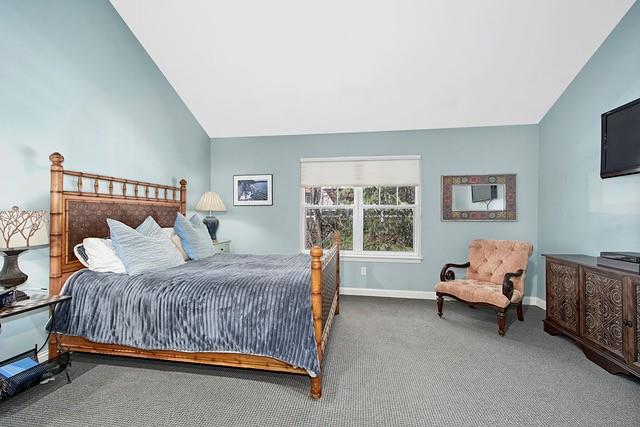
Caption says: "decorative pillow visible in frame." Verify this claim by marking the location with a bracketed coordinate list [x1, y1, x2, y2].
[174, 213, 215, 260]
[82, 238, 127, 274]
[108, 219, 185, 275]
[73, 244, 90, 268]
[136, 216, 165, 239]
[189, 214, 209, 233]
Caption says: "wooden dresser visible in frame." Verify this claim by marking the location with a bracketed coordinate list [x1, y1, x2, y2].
[543, 254, 639, 378]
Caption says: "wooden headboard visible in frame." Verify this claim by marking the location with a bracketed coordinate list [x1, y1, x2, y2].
[49, 152, 186, 295]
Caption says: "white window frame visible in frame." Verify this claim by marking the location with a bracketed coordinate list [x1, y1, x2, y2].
[299, 185, 422, 263]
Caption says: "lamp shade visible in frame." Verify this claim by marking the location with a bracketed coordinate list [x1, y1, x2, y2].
[195, 192, 226, 213]
[0, 206, 49, 249]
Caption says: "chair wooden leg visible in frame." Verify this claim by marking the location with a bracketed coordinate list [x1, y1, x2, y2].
[497, 310, 507, 336]
[436, 295, 444, 317]
[310, 375, 322, 399]
[516, 302, 524, 321]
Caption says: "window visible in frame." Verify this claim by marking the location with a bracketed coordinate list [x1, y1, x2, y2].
[303, 187, 354, 251]
[362, 186, 416, 253]
[300, 156, 421, 260]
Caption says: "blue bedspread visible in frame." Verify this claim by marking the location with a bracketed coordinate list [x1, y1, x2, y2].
[50, 254, 320, 375]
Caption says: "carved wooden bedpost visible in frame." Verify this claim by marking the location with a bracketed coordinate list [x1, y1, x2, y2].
[49, 153, 64, 296]
[49, 152, 64, 359]
[179, 179, 187, 215]
[334, 231, 341, 315]
[309, 245, 323, 399]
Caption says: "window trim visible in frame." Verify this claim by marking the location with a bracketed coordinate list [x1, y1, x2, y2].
[299, 185, 421, 261]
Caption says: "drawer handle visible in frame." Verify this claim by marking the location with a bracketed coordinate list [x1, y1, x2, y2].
[623, 319, 633, 328]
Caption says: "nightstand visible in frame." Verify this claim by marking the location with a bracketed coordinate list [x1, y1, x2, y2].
[0, 294, 72, 400]
[212, 240, 231, 254]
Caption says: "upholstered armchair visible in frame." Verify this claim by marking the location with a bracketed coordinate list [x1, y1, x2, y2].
[435, 239, 533, 336]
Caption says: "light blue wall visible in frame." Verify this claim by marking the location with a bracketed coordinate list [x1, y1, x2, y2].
[211, 125, 540, 297]
[0, 1, 210, 360]
[538, 3, 640, 286]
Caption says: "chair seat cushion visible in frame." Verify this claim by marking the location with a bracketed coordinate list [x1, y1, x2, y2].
[435, 279, 523, 308]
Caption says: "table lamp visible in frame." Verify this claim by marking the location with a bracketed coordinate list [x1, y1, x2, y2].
[195, 192, 226, 241]
[0, 207, 49, 301]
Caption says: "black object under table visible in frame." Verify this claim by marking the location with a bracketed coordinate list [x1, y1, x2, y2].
[0, 294, 72, 400]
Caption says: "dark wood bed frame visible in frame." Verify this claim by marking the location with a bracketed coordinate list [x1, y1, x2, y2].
[48, 152, 340, 399]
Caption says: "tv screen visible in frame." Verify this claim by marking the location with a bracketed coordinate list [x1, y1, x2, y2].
[601, 97, 640, 178]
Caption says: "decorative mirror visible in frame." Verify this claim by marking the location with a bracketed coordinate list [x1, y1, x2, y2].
[441, 174, 516, 221]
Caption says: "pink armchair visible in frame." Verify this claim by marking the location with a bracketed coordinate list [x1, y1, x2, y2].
[435, 239, 533, 336]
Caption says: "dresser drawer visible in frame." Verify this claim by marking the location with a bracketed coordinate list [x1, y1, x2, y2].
[581, 267, 625, 358]
[212, 241, 231, 254]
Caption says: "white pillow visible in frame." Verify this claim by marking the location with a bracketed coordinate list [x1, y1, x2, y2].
[162, 227, 189, 261]
[171, 234, 189, 261]
[82, 238, 126, 274]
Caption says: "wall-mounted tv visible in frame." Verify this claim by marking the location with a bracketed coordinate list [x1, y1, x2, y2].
[601, 97, 640, 178]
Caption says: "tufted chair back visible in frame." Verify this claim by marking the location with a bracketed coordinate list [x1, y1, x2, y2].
[466, 239, 533, 294]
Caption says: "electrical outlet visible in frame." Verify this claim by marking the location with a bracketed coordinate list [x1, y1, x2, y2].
[360, 267, 367, 276]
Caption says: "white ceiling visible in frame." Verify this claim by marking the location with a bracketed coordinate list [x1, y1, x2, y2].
[110, 0, 635, 138]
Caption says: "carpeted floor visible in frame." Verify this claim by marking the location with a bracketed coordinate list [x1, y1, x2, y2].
[1, 296, 638, 426]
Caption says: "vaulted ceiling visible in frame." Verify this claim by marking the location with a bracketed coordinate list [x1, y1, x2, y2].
[110, 0, 635, 138]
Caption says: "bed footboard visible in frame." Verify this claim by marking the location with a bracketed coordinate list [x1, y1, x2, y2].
[309, 232, 340, 399]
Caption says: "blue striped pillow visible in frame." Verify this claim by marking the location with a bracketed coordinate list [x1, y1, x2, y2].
[174, 213, 216, 260]
[108, 219, 185, 275]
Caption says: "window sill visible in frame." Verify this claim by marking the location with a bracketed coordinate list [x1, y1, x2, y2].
[341, 254, 423, 264]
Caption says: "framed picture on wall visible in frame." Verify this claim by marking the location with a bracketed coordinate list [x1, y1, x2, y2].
[233, 174, 273, 206]
[441, 174, 517, 221]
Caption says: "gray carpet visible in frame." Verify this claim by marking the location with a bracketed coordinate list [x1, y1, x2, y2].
[1, 296, 638, 426]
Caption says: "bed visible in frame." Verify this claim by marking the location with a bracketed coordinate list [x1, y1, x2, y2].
[47, 152, 340, 399]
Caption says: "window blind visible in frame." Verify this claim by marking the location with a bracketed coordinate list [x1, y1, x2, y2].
[300, 155, 421, 187]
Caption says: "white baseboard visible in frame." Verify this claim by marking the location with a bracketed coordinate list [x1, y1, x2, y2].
[340, 287, 436, 300]
[38, 349, 49, 362]
[340, 287, 546, 309]
[522, 296, 546, 310]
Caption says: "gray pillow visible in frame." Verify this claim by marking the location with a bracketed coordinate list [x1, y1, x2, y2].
[108, 219, 185, 275]
[173, 213, 216, 260]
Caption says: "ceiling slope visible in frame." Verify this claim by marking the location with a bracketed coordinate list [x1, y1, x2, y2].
[111, 0, 635, 138]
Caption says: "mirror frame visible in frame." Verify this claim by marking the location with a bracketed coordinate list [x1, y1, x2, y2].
[441, 174, 517, 221]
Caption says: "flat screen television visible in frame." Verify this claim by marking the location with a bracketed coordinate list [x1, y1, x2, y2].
[601, 97, 640, 178]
